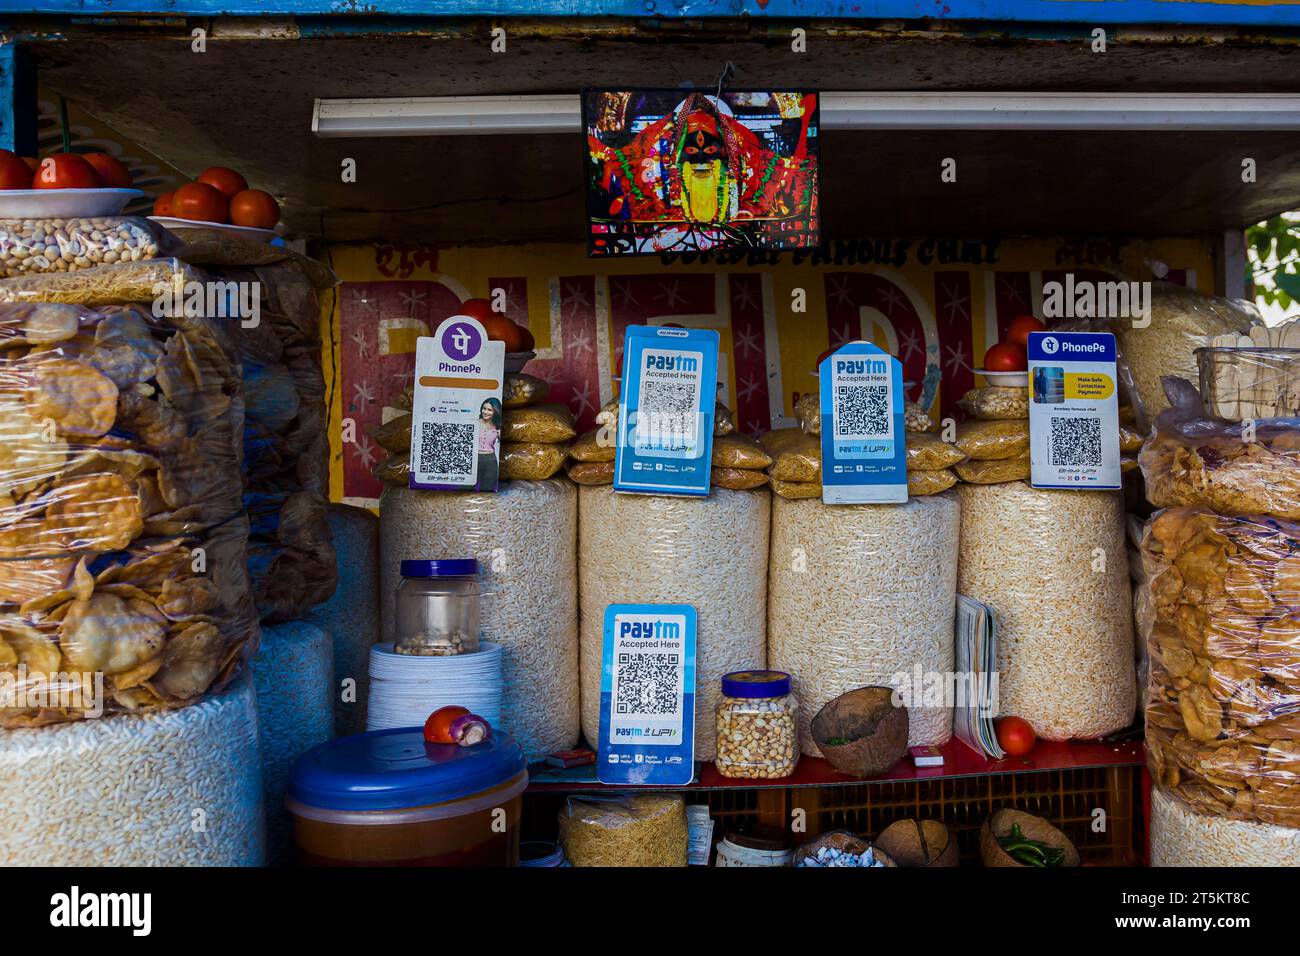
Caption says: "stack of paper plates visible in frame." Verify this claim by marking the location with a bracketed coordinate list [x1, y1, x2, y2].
[366, 641, 503, 732]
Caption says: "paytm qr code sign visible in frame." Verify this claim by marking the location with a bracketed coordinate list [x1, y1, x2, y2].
[1027, 330, 1121, 490]
[614, 325, 719, 497]
[597, 603, 697, 786]
[818, 341, 908, 504]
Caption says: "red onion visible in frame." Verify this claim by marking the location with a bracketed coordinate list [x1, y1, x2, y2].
[448, 713, 491, 746]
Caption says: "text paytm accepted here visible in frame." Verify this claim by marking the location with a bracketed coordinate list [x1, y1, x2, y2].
[1027, 330, 1121, 490]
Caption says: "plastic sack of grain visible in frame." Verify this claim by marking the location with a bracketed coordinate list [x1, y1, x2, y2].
[254, 619, 333, 864]
[0, 671, 265, 865]
[957, 482, 1136, 740]
[1151, 787, 1300, 867]
[768, 494, 959, 752]
[378, 479, 578, 756]
[578, 486, 769, 761]
[559, 793, 687, 867]
[314, 504, 380, 737]
[1113, 281, 1256, 425]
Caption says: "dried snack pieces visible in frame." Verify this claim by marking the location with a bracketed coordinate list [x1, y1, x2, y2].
[954, 452, 1031, 485]
[1141, 507, 1300, 829]
[559, 794, 687, 867]
[504, 372, 549, 408]
[568, 428, 616, 463]
[712, 434, 772, 471]
[712, 467, 769, 491]
[0, 257, 211, 307]
[566, 459, 615, 485]
[906, 432, 966, 471]
[958, 386, 1029, 421]
[502, 404, 577, 444]
[500, 441, 568, 481]
[909, 469, 958, 496]
[953, 419, 1030, 461]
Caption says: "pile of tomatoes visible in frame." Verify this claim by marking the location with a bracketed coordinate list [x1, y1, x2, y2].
[457, 298, 534, 353]
[0, 149, 135, 190]
[153, 166, 280, 230]
[982, 315, 1046, 373]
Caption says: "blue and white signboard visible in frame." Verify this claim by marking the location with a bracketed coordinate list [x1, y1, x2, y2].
[596, 603, 697, 786]
[818, 341, 908, 504]
[614, 325, 719, 497]
[1027, 330, 1122, 490]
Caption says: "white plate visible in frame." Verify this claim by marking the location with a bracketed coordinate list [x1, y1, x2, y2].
[0, 188, 143, 219]
[974, 369, 1029, 387]
[149, 216, 278, 242]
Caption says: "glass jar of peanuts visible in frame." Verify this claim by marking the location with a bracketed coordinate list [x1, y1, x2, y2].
[715, 671, 799, 779]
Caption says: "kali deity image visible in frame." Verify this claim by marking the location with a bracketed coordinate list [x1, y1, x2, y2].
[584, 90, 819, 256]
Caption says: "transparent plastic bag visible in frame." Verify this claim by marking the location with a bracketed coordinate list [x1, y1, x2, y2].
[245, 490, 337, 623]
[504, 372, 549, 409]
[904, 402, 935, 433]
[953, 419, 1029, 461]
[558, 794, 687, 867]
[502, 404, 576, 444]
[958, 482, 1136, 740]
[1113, 281, 1257, 425]
[957, 386, 1028, 421]
[907, 432, 966, 471]
[767, 432, 821, 482]
[768, 494, 960, 751]
[712, 434, 772, 470]
[0, 217, 180, 278]
[0, 301, 246, 574]
[1141, 507, 1300, 829]
[769, 478, 820, 500]
[566, 459, 614, 485]
[0, 257, 212, 307]
[596, 397, 734, 436]
[795, 391, 820, 435]
[712, 466, 768, 491]
[171, 226, 337, 291]
[577, 485, 768, 761]
[373, 452, 408, 486]
[909, 468, 957, 496]
[758, 426, 806, 456]
[371, 414, 412, 455]
[1139, 376, 1300, 519]
[1198, 344, 1300, 421]
[0, 513, 260, 727]
[500, 441, 568, 480]
[954, 452, 1030, 484]
[568, 428, 615, 463]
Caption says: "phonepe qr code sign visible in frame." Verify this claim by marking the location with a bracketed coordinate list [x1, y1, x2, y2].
[597, 603, 697, 786]
[1027, 331, 1121, 490]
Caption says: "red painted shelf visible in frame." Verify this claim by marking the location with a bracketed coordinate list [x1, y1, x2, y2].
[526, 737, 1145, 793]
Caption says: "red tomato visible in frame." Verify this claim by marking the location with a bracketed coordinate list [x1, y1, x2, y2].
[172, 182, 229, 223]
[424, 706, 470, 744]
[0, 149, 32, 190]
[983, 342, 1027, 372]
[33, 153, 101, 190]
[153, 191, 175, 217]
[20, 156, 38, 173]
[1006, 315, 1047, 351]
[228, 189, 280, 229]
[483, 314, 529, 352]
[457, 298, 497, 323]
[197, 166, 248, 200]
[996, 716, 1037, 756]
[81, 153, 132, 189]
[515, 323, 535, 352]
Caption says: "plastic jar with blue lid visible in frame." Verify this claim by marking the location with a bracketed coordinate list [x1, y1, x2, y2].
[285, 726, 527, 866]
[715, 671, 799, 779]
[394, 558, 481, 656]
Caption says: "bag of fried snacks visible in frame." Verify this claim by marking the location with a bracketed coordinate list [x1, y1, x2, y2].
[953, 419, 1030, 461]
[0, 257, 212, 307]
[769, 478, 821, 500]
[0, 217, 182, 279]
[957, 386, 1029, 421]
[569, 428, 616, 463]
[502, 404, 577, 444]
[953, 452, 1030, 484]
[908, 468, 958, 496]
[500, 441, 568, 480]
[906, 432, 966, 471]
[712, 434, 772, 471]
[504, 372, 549, 408]
[566, 459, 615, 485]
[712, 467, 769, 491]
[768, 433, 821, 483]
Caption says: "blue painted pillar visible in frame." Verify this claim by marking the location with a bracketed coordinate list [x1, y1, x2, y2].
[0, 40, 37, 155]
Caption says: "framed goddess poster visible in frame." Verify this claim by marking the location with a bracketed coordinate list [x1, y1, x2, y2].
[583, 89, 819, 257]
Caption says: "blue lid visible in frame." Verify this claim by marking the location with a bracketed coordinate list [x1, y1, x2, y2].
[287, 727, 526, 812]
[400, 559, 478, 578]
[721, 670, 792, 699]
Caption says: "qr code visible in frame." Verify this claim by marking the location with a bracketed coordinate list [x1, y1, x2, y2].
[418, 421, 475, 475]
[835, 385, 889, 437]
[1050, 416, 1103, 466]
[638, 378, 697, 443]
[614, 652, 680, 716]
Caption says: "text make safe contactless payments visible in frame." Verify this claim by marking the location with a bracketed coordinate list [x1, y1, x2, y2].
[1027, 330, 1121, 490]
[615, 325, 720, 497]
[597, 603, 697, 786]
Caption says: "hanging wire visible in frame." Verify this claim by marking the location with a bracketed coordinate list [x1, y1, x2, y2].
[715, 62, 735, 102]
[58, 96, 71, 154]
